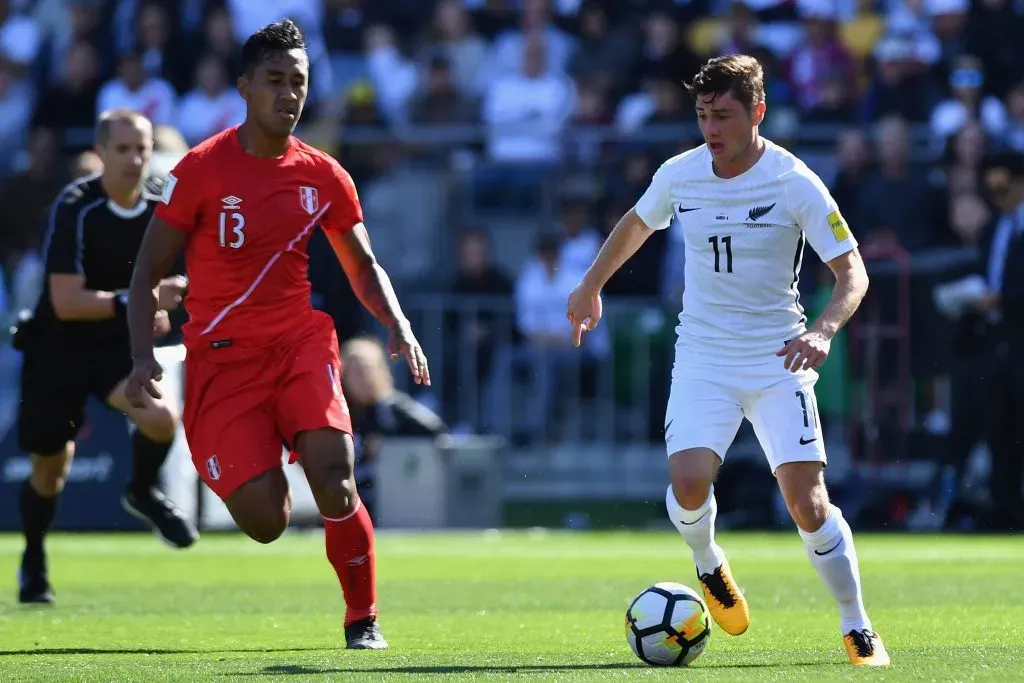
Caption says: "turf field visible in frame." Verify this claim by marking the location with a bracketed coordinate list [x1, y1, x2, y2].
[0, 530, 1021, 681]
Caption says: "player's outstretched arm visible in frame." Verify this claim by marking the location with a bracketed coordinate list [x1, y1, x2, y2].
[778, 248, 869, 372]
[567, 208, 655, 347]
[125, 217, 188, 406]
[325, 225, 430, 386]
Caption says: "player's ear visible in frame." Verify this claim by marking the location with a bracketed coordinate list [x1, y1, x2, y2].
[237, 75, 249, 102]
[752, 101, 767, 127]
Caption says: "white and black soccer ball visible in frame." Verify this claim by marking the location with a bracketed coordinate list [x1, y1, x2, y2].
[625, 582, 711, 666]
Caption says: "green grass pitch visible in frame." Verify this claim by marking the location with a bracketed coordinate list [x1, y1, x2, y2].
[0, 530, 1021, 681]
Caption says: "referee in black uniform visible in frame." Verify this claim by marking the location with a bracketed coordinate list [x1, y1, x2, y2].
[14, 109, 197, 604]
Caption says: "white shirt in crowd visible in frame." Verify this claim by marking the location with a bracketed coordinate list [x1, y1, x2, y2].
[483, 73, 575, 163]
[175, 88, 247, 145]
[97, 76, 177, 126]
[634, 139, 857, 364]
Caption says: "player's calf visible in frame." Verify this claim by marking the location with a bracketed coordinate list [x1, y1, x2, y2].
[299, 428, 383, 644]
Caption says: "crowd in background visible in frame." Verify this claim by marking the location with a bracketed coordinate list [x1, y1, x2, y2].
[1, 0, 1023, 486]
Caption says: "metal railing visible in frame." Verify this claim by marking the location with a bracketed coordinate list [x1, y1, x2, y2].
[401, 294, 677, 447]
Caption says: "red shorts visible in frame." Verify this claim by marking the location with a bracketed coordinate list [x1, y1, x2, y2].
[183, 313, 352, 500]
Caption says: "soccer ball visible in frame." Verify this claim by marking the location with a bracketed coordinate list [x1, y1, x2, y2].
[625, 582, 711, 666]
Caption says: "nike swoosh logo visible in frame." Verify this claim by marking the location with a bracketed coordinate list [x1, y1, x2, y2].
[678, 206, 699, 213]
[814, 538, 842, 556]
[799, 436, 818, 445]
[679, 508, 709, 526]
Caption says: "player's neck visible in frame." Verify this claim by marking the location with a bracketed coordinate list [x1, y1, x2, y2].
[712, 135, 766, 180]
[237, 121, 291, 159]
[101, 175, 142, 209]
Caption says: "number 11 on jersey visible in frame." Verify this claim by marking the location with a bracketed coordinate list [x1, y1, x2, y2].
[709, 235, 733, 273]
[219, 211, 246, 249]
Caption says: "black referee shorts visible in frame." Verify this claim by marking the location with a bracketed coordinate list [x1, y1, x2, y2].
[18, 343, 133, 455]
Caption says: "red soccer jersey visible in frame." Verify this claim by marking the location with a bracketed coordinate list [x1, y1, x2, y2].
[155, 126, 361, 360]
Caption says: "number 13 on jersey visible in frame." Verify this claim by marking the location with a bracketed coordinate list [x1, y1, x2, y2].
[219, 211, 246, 249]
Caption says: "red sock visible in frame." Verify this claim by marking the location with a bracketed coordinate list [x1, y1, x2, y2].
[323, 498, 377, 627]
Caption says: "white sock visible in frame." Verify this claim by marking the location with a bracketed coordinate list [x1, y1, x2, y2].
[798, 505, 872, 635]
[665, 484, 727, 576]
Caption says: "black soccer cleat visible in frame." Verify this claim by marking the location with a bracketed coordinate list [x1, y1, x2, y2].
[122, 487, 198, 549]
[18, 551, 54, 605]
[345, 617, 389, 650]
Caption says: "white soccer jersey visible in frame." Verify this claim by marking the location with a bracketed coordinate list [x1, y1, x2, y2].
[634, 139, 857, 363]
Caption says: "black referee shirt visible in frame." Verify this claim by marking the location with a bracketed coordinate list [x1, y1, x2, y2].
[33, 173, 165, 348]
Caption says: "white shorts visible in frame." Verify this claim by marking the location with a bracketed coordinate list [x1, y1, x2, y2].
[664, 354, 826, 473]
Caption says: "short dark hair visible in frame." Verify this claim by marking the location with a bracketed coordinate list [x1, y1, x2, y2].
[95, 109, 151, 146]
[684, 55, 765, 112]
[242, 19, 307, 75]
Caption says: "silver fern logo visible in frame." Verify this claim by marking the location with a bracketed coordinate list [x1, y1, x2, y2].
[747, 203, 776, 222]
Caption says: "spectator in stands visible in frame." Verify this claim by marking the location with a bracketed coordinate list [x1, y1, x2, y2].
[408, 55, 478, 126]
[40, 0, 111, 86]
[829, 128, 871, 237]
[1003, 80, 1024, 153]
[0, 36, 35, 175]
[973, 151, 1024, 530]
[174, 54, 246, 146]
[505, 232, 606, 444]
[444, 228, 515, 432]
[788, 0, 857, 123]
[567, 0, 635, 97]
[856, 114, 945, 249]
[479, 33, 575, 206]
[322, 0, 374, 93]
[417, 0, 489, 98]
[32, 40, 101, 152]
[487, 0, 574, 80]
[185, 6, 242, 83]
[342, 336, 447, 522]
[364, 23, 418, 122]
[928, 0, 971, 68]
[0, 126, 63, 318]
[947, 191, 990, 247]
[941, 119, 990, 200]
[555, 193, 601, 282]
[134, 1, 191, 93]
[630, 10, 700, 87]
[864, 32, 941, 123]
[929, 54, 1008, 143]
[97, 51, 176, 126]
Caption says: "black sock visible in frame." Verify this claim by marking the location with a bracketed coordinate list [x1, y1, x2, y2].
[131, 431, 172, 494]
[20, 480, 57, 557]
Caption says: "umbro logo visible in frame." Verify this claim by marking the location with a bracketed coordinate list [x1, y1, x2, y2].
[221, 195, 242, 210]
[747, 203, 776, 222]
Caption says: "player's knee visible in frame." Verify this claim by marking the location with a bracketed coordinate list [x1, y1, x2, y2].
[787, 493, 830, 533]
[310, 473, 358, 518]
[29, 448, 73, 497]
[239, 503, 291, 544]
[137, 404, 179, 443]
[668, 450, 716, 510]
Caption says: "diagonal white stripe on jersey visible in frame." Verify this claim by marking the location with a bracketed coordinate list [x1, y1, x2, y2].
[200, 201, 332, 336]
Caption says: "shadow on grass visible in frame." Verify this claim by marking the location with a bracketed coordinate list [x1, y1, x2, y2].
[230, 661, 828, 676]
[0, 647, 334, 656]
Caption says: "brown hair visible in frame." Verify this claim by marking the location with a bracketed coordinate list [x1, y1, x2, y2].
[95, 109, 152, 146]
[684, 55, 765, 112]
